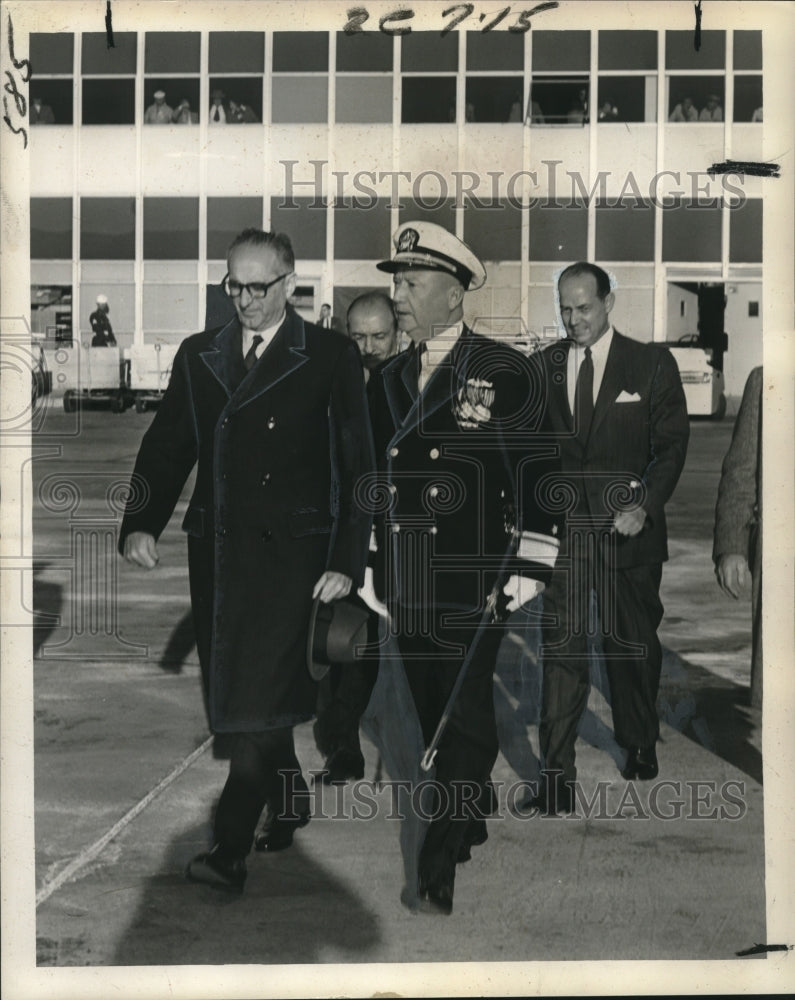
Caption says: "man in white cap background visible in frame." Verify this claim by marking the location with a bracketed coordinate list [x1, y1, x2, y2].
[144, 89, 173, 124]
[367, 221, 561, 914]
[89, 295, 116, 347]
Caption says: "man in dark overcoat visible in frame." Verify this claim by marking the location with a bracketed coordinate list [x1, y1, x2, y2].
[368, 221, 561, 914]
[531, 261, 689, 813]
[120, 228, 374, 892]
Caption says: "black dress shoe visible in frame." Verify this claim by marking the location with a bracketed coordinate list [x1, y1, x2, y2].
[418, 872, 454, 915]
[621, 744, 659, 781]
[253, 809, 310, 852]
[319, 746, 365, 785]
[186, 845, 246, 893]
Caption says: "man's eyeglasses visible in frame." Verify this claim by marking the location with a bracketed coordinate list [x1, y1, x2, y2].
[222, 272, 292, 300]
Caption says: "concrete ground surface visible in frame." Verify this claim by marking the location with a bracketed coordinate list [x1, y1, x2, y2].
[29, 400, 769, 974]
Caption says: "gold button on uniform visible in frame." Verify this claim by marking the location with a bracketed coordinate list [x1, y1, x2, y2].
[429, 448, 440, 460]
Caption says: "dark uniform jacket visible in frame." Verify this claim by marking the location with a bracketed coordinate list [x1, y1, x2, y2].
[539, 331, 689, 567]
[119, 307, 374, 732]
[366, 327, 561, 615]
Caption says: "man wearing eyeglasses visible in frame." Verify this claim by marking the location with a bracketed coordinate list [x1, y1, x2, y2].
[119, 228, 374, 893]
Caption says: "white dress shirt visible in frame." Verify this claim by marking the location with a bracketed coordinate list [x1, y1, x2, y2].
[418, 321, 464, 393]
[566, 326, 614, 416]
[241, 311, 285, 363]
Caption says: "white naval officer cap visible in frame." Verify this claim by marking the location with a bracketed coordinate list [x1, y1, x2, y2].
[96, 294, 108, 304]
[377, 221, 486, 291]
[153, 89, 166, 98]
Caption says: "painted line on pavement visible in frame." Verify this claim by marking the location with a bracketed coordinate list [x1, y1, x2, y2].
[36, 736, 213, 908]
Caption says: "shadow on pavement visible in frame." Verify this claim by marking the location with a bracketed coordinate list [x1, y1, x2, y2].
[158, 610, 195, 673]
[32, 563, 64, 655]
[112, 820, 382, 965]
[494, 594, 762, 787]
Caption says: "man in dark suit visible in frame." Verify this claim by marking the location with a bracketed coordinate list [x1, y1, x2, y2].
[532, 261, 689, 813]
[120, 228, 374, 892]
[369, 222, 561, 913]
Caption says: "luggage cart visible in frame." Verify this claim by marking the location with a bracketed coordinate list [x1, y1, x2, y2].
[129, 343, 177, 413]
[62, 343, 127, 413]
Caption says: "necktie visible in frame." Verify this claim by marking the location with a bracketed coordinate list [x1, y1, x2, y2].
[244, 335, 263, 371]
[213, 106, 220, 122]
[416, 341, 428, 393]
[574, 346, 594, 441]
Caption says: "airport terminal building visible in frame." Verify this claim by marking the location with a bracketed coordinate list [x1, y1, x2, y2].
[27, 17, 764, 403]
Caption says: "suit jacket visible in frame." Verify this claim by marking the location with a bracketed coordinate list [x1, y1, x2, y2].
[367, 327, 561, 614]
[119, 306, 374, 732]
[713, 366, 762, 565]
[539, 331, 689, 567]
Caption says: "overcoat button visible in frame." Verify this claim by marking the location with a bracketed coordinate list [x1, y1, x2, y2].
[267, 417, 276, 430]
[388, 484, 397, 495]
[261, 472, 271, 485]
[429, 448, 440, 459]
[389, 446, 399, 458]
[429, 486, 439, 497]
[262, 528, 272, 541]
[391, 524, 401, 533]
[429, 526, 438, 535]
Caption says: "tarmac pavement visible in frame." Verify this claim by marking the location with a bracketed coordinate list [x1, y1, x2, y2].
[30, 402, 768, 970]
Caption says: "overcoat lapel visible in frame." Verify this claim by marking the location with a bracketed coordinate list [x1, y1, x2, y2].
[200, 309, 310, 413]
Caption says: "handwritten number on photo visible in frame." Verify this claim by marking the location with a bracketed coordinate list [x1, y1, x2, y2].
[3, 14, 30, 149]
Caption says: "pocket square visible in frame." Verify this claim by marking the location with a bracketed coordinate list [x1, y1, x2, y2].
[615, 390, 641, 403]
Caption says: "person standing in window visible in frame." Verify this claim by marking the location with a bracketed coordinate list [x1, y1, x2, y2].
[668, 96, 698, 122]
[144, 90, 173, 124]
[229, 99, 259, 124]
[699, 94, 723, 121]
[172, 98, 199, 124]
[209, 88, 229, 123]
[89, 295, 116, 347]
[30, 96, 55, 124]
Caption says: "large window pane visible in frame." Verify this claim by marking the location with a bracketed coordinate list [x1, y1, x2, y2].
[528, 200, 588, 261]
[81, 32, 137, 74]
[402, 77, 456, 123]
[598, 30, 657, 70]
[667, 77, 725, 122]
[80, 198, 136, 259]
[144, 32, 200, 73]
[142, 284, 199, 334]
[336, 77, 392, 123]
[144, 198, 199, 259]
[336, 31, 393, 72]
[465, 77, 524, 123]
[270, 197, 327, 259]
[401, 31, 457, 72]
[335, 199, 390, 260]
[210, 32, 266, 73]
[662, 201, 722, 261]
[29, 80, 73, 125]
[733, 30, 762, 71]
[597, 76, 655, 123]
[464, 201, 522, 260]
[529, 76, 589, 125]
[729, 199, 762, 263]
[595, 200, 655, 261]
[271, 77, 328, 123]
[466, 32, 523, 71]
[272, 32, 328, 72]
[665, 30, 725, 70]
[31, 198, 72, 259]
[144, 79, 200, 122]
[207, 197, 264, 259]
[31, 32, 74, 74]
[532, 31, 589, 72]
[82, 78, 135, 124]
[733, 75, 763, 123]
[207, 77, 263, 122]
